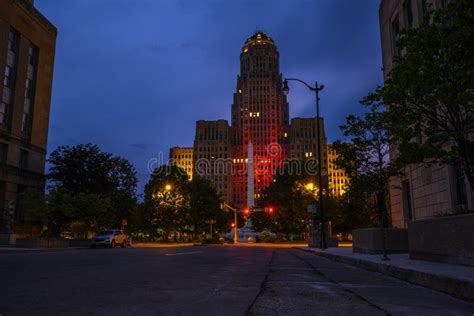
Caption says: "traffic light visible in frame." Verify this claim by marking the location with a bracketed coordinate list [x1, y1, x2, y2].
[265, 207, 275, 214]
[244, 208, 250, 215]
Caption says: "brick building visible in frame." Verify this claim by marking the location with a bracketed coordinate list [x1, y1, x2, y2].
[169, 147, 193, 180]
[0, 0, 57, 233]
[193, 120, 232, 202]
[288, 117, 327, 168]
[327, 144, 349, 198]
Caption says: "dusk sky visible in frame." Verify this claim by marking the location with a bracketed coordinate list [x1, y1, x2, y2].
[36, 0, 383, 192]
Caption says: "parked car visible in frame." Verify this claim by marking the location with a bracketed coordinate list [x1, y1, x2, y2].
[91, 229, 131, 248]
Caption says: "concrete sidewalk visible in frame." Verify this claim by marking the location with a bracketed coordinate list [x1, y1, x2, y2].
[297, 246, 474, 302]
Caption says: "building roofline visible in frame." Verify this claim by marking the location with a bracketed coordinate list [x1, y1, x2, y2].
[15, 0, 57, 36]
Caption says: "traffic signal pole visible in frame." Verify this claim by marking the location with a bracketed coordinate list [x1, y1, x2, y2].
[221, 202, 239, 243]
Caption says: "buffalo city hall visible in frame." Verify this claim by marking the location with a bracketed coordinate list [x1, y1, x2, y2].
[170, 32, 349, 209]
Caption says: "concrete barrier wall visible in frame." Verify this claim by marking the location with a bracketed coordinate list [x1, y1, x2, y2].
[0, 234, 19, 245]
[16, 238, 70, 248]
[69, 239, 91, 247]
[409, 213, 474, 266]
[353, 228, 408, 254]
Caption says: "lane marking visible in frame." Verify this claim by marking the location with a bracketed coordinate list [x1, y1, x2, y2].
[165, 251, 202, 256]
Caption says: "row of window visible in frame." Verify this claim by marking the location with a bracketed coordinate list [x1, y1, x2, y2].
[329, 171, 347, 177]
[196, 146, 228, 152]
[330, 179, 349, 185]
[174, 160, 192, 166]
[172, 154, 192, 159]
[1, 30, 20, 126]
[197, 130, 228, 141]
[391, 0, 444, 57]
[1, 28, 38, 138]
[0, 143, 29, 169]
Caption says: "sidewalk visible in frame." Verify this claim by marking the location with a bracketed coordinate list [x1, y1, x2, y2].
[297, 246, 474, 302]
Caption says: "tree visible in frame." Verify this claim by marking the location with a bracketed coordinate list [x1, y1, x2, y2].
[188, 177, 229, 235]
[24, 188, 111, 237]
[333, 104, 394, 230]
[144, 165, 189, 241]
[48, 143, 138, 228]
[368, 0, 474, 188]
[72, 192, 112, 237]
[254, 167, 313, 240]
[130, 202, 154, 240]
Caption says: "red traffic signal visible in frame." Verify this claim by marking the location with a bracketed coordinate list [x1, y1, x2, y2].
[265, 207, 275, 214]
[244, 208, 250, 215]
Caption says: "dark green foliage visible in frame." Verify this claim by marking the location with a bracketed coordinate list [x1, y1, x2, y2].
[188, 176, 231, 234]
[24, 188, 112, 237]
[141, 165, 229, 240]
[332, 105, 393, 231]
[144, 165, 190, 239]
[252, 166, 314, 239]
[25, 144, 138, 237]
[369, 0, 474, 187]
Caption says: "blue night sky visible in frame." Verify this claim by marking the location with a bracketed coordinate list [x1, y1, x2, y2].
[36, 0, 383, 192]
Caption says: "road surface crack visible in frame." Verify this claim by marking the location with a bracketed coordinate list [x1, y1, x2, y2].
[245, 250, 276, 315]
[291, 249, 393, 316]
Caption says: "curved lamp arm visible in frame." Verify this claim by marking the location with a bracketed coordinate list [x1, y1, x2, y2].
[283, 78, 324, 93]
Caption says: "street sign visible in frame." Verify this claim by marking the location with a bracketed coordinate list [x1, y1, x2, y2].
[307, 204, 317, 214]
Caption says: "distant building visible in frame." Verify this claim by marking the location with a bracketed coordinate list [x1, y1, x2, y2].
[379, 0, 473, 227]
[193, 120, 232, 202]
[288, 117, 327, 168]
[0, 0, 57, 233]
[169, 147, 193, 180]
[327, 144, 349, 198]
[230, 32, 289, 208]
[178, 31, 330, 209]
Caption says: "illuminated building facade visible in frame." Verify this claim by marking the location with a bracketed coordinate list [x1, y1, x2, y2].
[327, 144, 349, 198]
[169, 147, 193, 180]
[230, 32, 289, 208]
[184, 31, 330, 209]
[193, 120, 232, 202]
[0, 0, 57, 233]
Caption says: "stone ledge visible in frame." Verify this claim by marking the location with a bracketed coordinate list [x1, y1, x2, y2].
[353, 228, 408, 254]
[296, 247, 474, 303]
[408, 213, 474, 266]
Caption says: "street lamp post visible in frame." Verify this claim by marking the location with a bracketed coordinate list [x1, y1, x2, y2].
[283, 78, 327, 249]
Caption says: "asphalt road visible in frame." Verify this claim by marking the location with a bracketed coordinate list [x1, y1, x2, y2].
[0, 246, 473, 315]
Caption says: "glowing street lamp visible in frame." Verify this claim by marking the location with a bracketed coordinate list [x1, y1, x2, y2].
[306, 182, 314, 191]
[165, 184, 172, 191]
[284, 77, 327, 249]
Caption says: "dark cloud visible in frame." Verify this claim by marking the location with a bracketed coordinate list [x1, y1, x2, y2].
[36, 0, 382, 191]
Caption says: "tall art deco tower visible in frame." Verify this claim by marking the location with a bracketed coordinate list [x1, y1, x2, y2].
[231, 32, 289, 208]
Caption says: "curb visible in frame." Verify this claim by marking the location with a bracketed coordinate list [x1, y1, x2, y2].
[296, 247, 474, 303]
